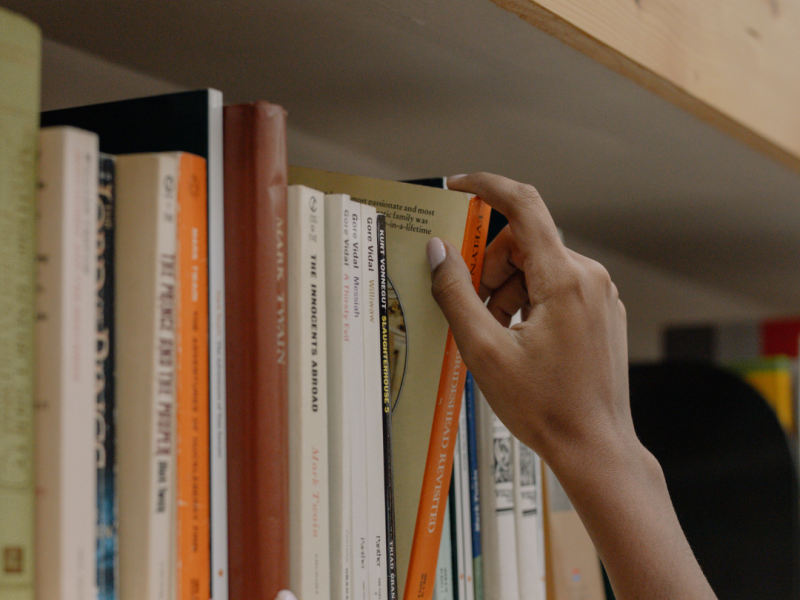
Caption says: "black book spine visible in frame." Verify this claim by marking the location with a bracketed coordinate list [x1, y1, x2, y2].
[96, 154, 118, 600]
[377, 214, 398, 600]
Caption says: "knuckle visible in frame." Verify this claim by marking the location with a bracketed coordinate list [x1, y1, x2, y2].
[431, 269, 462, 306]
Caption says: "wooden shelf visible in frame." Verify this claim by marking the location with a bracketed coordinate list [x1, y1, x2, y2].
[11, 0, 800, 324]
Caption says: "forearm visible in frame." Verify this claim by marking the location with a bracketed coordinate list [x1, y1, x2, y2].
[549, 433, 718, 600]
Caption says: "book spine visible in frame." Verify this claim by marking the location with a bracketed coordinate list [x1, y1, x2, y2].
[452, 426, 466, 600]
[287, 185, 330, 600]
[362, 205, 388, 600]
[493, 415, 520, 600]
[0, 35, 39, 596]
[348, 202, 369, 600]
[175, 153, 210, 600]
[458, 403, 474, 600]
[325, 194, 352, 600]
[513, 441, 546, 600]
[35, 127, 99, 600]
[207, 90, 229, 600]
[403, 197, 492, 600]
[464, 373, 483, 600]
[223, 102, 290, 600]
[432, 498, 454, 600]
[376, 214, 398, 600]
[475, 389, 499, 600]
[96, 154, 118, 600]
[116, 153, 179, 600]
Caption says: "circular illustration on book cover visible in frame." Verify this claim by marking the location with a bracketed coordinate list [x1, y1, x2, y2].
[387, 274, 407, 414]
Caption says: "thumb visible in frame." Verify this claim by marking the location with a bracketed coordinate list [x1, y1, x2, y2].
[427, 237, 509, 370]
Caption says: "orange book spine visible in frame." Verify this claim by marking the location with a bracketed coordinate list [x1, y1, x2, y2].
[176, 153, 211, 600]
[403, 197, 492, 600]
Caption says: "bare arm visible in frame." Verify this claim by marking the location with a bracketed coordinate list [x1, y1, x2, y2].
[429, 172, 717, 600]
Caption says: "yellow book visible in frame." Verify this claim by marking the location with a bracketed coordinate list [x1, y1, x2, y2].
[0, 8, 40, 600]
[729, 357, 795, 433]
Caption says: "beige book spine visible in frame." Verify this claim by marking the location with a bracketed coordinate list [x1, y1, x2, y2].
[35, 126, 99, 600]
[116, 153, 179, 600]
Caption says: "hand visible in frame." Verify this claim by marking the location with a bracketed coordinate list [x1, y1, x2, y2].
[427, 172, 717, 600]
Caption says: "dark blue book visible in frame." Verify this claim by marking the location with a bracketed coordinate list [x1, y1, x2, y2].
[464, 372, 483, 600]
[96, 154, 117, 600]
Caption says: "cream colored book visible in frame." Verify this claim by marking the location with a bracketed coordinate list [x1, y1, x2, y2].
[288, 185, 330, 600]
[35, 127, 99, 600]
[0, 9, 40, 600]
[513, 440, 546, 600]
[115, 153, 179, 600]
[288, 167, 477, 597]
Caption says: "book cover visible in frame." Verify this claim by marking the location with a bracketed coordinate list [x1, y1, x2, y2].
[287, 167, 491, 599]
[463, 373, 483, 600]
[324, 193, 354, 600]
[287, 185, 330, 600]
[514, 440, 546, 600]
[35, 126, 99, 600]
[431, 498, 454, 600]
[42, 90, 229, 599]
[175, 152, 210, 600]
[362, 204, 388, 600]
[223, 101, 289, 600]
[115, 152, 179, 600]
[376, 213, 399, 600]
[0, 9, 40, 600]
[96, 154, 118, 600]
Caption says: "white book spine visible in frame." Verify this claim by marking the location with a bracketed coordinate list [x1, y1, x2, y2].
[288, 185, 330, 600]
[453, 425, 467, 600]
[348, 202, 369, 600]
[326, 194, 353, 600]
[361, 204, 387, 600]
[35, 127, 99, 600]
[458, 399, 475, 600]
[116, 153, 179, 600]
[492, 413, 520, 600]
[432, 498, 454, 600]
[514, 440, 546, 600]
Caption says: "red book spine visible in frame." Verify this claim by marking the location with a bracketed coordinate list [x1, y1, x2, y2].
[224, 102, 289, 599]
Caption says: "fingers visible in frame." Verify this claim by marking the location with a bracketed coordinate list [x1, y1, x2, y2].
[427, 237, 512, 370]
[486, 270, 529, 328]
[479, 225, 525, 302]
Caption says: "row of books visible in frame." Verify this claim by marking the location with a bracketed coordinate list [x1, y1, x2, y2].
[0, 7, 609, 600]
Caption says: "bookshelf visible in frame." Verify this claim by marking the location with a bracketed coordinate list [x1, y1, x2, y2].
[9, 0, 800, 359]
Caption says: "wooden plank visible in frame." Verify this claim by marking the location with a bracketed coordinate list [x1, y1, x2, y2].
[493, 0, 800, 173]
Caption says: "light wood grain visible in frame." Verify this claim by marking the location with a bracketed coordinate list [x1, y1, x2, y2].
[493, 0, 800, 173]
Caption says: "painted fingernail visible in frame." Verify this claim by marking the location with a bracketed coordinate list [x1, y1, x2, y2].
[447, 174, 467, 183]
[275, 591, 297, 600]
[426, 237, 446, 271]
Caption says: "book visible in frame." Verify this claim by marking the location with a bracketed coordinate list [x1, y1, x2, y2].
[41, 90, 229, 599]
[96, 153, 118, 600]
[324, 193, 354, 600]
[452, 423, 467, 600]
[222, 101, 290, 600]
[175, 152, 210, 600]
[431, 498, 454, 600]
[287, 185, 330, 600]
[287, 167, 491, 599]
[463, 373, 483, 600]
[0, 9, 40, 600]
[35, 126, 99, 600]
[348, 200, 369, 600]
[457, 402, 474, 600]
[514, 440, 546, 600]
[115, 152, 179, 600]
[728, 356, 794, 433]
[476, 389, 519, 600]
[362, 203, 388, 600]
[376, 213, 399, 600]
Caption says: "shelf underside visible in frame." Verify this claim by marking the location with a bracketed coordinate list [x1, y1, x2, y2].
[13, 0, 800, 311]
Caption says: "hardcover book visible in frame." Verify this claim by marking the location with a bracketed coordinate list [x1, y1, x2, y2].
[36, 127, 99, 600]
[42, 90, 228, 599]
[0, 9, 40, 600]
[463, 373, 483, 600]
[287, 167, 491, 599]
[223, 101, 289, 600]
[514, 441, 546, 600]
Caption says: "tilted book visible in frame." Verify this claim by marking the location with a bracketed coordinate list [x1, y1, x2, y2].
[431, 498, 454, 600]
[115, 153, 179, 600]
[42, 91, 229, 599]
[287, 185, 330, 600]
[457, 402, 474, 600]
[35, 127, 99, 600]
[287, 167, 491, 599]
[223, 101, 290, 600]
[0, 9, 40, 600]
[464, 373, 483, 600]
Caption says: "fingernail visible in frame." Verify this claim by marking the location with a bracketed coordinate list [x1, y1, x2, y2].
[275, 591, 297, 600]
[426, 237, 446, 271]
[447, 174, 467, 183]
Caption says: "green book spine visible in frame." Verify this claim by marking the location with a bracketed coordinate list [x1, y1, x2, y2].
[0, 7, 41, 600]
